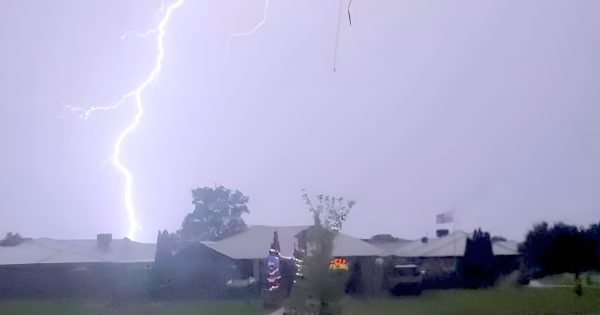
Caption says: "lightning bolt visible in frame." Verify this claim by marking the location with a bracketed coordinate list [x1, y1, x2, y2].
[226, 0, 270, 58]
[61, 0, 185, 240]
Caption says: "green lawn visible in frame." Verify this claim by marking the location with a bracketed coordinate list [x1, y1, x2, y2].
[3, 287, 600, 315]
[343, 287, 600, 315]
[537, 272, 600, 286]
[0, 299, 264, 315]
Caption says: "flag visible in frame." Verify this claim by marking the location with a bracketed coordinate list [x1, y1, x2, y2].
[436, 211, 453, 224]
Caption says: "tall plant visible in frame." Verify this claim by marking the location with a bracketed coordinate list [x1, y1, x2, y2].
[285, 191, 355, 314]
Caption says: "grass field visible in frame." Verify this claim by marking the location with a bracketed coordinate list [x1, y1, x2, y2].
[536, 272, 600, 286]
[2, 287, 600, 315]
[0, 299, 265, 315]
[343, 287, 600, 315]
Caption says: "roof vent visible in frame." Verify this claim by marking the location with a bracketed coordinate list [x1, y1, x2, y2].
[97, 233, 112, 251]
[436, 229, 449, 238]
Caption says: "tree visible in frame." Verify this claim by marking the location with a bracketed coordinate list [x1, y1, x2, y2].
[460, 228, 497, 288]
[586, 222, 600, 269]
[271, 231, 281, 251]
[285, 191, 355, 314]
[301, 190, 356, 232]
[520, 222, 594, 279]
[0, 232, 24, 247]
[180, 186, 249, 241]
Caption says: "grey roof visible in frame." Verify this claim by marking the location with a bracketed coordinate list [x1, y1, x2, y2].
[331, 232, 386, 257]
[392, 231, 469, 257]
[203, 225, 306, 259]
[203, 225, 384, 259]
[364, 239, 413, 253]
[0, 230, 519, 265]
[0, 238, 156, 265]
[382, 231, 520, 258]
[492, 240, 520, 256]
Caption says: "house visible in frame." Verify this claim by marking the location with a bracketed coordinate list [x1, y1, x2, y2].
[201, 225, 384, 283]
[0, 234, 156, 299]
[150, 225, 386, 297]
[368, 230, 521, 287]
[491, 238, 521, 274]
[0, 226, 522, 298]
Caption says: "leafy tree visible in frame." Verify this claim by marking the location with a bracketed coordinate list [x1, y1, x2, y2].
[289, 225, 347, 315]
[586, 222, 600, 269]
[285, 192, 355, 314]
[520, 222, 594, 279]
[180, 186, 249, 241]
[460, 228, 497, 288]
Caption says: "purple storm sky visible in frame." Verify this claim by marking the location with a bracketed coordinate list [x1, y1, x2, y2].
[1, 0, 599, 243]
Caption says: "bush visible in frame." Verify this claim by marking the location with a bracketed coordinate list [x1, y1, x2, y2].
[285, 225, 348, 315]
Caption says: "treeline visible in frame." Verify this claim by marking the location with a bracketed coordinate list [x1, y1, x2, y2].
[519, 221, 600, 281]
[444, 222, 600, 289]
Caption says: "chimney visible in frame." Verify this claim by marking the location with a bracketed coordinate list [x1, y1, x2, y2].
[97, 233, 112, 250]
[436, 229, 449, 238]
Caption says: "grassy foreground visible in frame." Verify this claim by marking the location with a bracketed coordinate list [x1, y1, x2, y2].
[536, 272, 600, 286]
[2, 287, 599, 315]
[0, 299, 264, 315]
[343, 287, 600, 315]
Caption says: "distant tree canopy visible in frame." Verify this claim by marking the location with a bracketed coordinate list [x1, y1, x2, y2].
[460, 228, 497, 288]
[0, 232, 25, 247]
[180, 186, 249, 241]
[520, 222, 599, 278]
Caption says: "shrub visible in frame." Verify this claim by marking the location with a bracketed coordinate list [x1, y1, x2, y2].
[285, 225, 348, 315]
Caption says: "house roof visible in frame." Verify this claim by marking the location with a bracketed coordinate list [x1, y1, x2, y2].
[331, 232, 386, 257]
[380, 231, 520, 258]
[492, 240, 520, 256]
[0, 238, 156, 266]
[392, 231, 469, 257]
[0, 229, 520, 265]
[203, 225, 384, 259]
[363, 238, 413, 254]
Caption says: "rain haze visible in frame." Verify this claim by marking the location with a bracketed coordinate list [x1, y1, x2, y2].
[1, 0, 599, 243]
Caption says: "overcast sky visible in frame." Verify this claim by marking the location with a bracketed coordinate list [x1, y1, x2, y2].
[1, 0, 599, 243]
